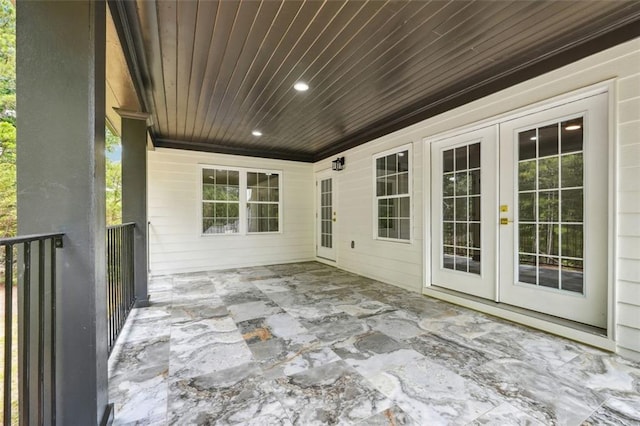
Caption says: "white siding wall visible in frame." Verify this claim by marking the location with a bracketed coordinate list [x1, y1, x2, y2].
[617, 69, 640, 360]
[148, 150, 314, 274]
[316, 140, 425, 293]
[314, 38, 640, 359]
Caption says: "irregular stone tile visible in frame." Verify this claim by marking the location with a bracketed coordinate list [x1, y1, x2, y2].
[171, 286, 220, 304]
[407, 332, 507, 372]
[109, 363, 168, 425]
[148, 277, 173, 293]
[220, 287, 269, 306]
[282, 300, 345, 320]
[249, 333, 341, 379]
[167, 362, 291, 425]
[237, 312, 308, 344]
[471, 402, 544, 425]
[343, 348, 427, 379]
[264, 312, 309, 338]
[110, 262, 640, 426]
[252, 277, 292, 294]
[558, 351, 640, 400]
[272, 360, 393, 425]
[392, 295, 462, 318]
[171, 299, 228, 324]
[266, 261, 329, 277]
[355, 405, 419, 425]
[212, 278, 255, 297]
[169, 317, 252, 380]
[367, 357, 503, 425]
[110, 335, 170, 374]
[117, 315, 171, 344]
[301, 313, 371, 344]
[172, 277, 214, 294]
[336, 298, 397, 318]
[582, 394, 640, 425]
[127, 303, 171, 321]
[366, 309, 430, 340]
[148, 290, 172, 308]
[469, 358, 605, 425]
[268, 290, 319, 308]
[416, 310, 503, 340]
[472, 326, 585, 368]
[332, 331, 410, 360]
[227, 300, 284, 323]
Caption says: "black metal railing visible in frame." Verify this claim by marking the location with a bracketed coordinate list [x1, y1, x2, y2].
[106, 223, 136, 354]
[1, 232, 63, 426]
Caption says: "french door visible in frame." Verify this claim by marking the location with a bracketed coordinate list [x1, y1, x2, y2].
[431, 92, 608, 328]
[431, 126, 498, 299]
[316, 172, 336, 261]
[499, 93, 608, 328]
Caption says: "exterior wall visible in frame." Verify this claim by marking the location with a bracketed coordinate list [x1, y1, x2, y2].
[314, 135, 425, 293]
[314, 38, 640, 359]
[148, 149, 315, 274]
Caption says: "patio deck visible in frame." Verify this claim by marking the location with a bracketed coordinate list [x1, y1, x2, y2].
[108, 262, 640, 425]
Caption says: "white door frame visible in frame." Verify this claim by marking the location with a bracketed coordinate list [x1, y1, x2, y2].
[316, 169, 337, 261]
[429, 125, 499, 300]
[498, 92, 609, 328]
[422, 82, 615, 342]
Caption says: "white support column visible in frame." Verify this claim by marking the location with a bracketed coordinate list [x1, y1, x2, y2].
[16, 1, 111, 424]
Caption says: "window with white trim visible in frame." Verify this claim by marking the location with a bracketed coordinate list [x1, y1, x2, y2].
[201, 167, 281, 235]
[247, 172, 280, 233]
[374, 145, 411, 241]
[202, 168, 240, 234]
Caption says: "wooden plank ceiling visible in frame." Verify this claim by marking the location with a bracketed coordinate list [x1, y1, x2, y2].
[110, 0, 640, 162]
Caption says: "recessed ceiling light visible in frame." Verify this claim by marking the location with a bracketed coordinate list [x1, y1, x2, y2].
[252, 130, 262, 137]
[294, 82, 309, 92]
[565, 125, 581, 131]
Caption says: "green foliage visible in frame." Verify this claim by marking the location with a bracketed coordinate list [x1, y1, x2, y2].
[0, 0, 14, 238]
[106, 155, 122, 225]
[105, 126, 122, 225]
[106, 125, 120, 153]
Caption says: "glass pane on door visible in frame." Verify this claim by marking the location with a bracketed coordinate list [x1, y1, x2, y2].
[442, 142, 481, 274]
[320, 178, 332, 248]
[517, 117, 584, 293]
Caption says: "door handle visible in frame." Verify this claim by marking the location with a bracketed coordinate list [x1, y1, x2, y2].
[500, 218, 512, 225]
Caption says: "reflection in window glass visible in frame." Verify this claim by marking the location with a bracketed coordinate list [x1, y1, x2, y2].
[517, 117, 584, 293]
[202, 168, 240, 234]
[247, 172, 280, 233]
[202, 168, 281, 235]
[375, 149, 411, 241]
[442, 142, 480, 275]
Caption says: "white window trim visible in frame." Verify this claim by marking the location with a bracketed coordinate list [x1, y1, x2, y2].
[199, 164, 283, 236]
[372, 142, 413, 243]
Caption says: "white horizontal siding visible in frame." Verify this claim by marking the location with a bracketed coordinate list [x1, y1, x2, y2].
[148, 149, 314, 274]
[314, 38, 640, 360]
[315, 133, 425, 293]
[615, 43, 640, 361]
[618, 281, 640, 307]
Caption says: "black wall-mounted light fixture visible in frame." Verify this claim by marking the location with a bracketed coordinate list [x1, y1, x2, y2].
[332, 156, 345, 171]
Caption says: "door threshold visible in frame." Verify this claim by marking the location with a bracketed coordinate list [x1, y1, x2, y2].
[423, 285, 614, 352]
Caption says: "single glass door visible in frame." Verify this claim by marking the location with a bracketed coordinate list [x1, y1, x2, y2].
[498, 93, 608, 328]
[317, 174, 336, 261]
[431, 126, 498, 299]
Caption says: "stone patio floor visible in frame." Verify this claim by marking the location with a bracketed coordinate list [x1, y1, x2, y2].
[108, 261, 640, 425]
